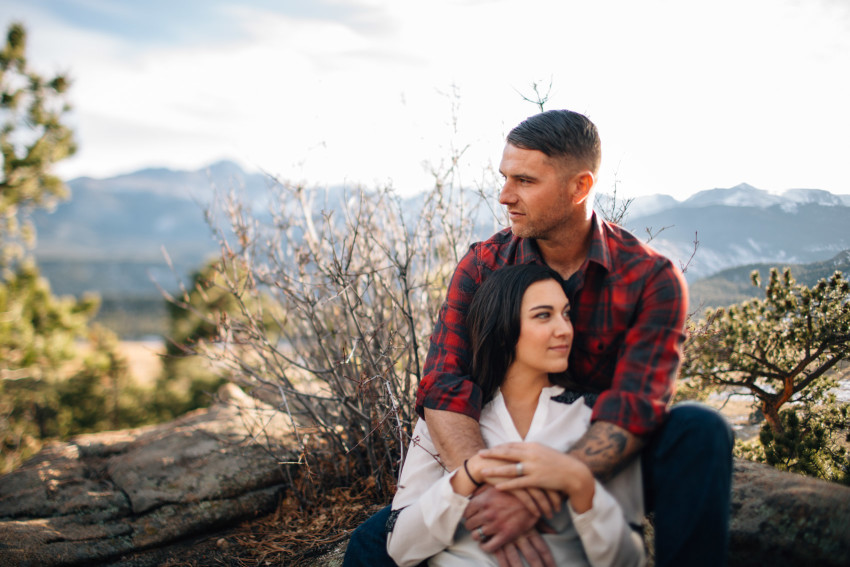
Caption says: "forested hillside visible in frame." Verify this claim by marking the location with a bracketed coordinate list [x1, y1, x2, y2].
[689, 249, 850, 313]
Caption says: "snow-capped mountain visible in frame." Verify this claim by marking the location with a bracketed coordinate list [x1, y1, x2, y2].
[34, 166, 850, 299]
[618, 183, 850, 281]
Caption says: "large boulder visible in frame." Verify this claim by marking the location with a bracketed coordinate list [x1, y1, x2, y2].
[728, 458, 850, 567]
[0, 384, 294, 566]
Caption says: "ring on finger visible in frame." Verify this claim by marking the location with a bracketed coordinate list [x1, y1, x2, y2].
[516, 461, 524, 476]
[476, 526, 486, 539]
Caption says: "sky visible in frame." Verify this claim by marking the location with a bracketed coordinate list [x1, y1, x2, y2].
[2, 0, 849, 200]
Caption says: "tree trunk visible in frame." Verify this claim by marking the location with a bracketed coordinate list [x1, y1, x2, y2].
[761, 398, 783, 434]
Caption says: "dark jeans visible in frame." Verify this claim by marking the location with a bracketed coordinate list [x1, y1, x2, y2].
[342, 402, 734, 567]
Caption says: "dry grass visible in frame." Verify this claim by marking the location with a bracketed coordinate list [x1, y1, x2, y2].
[68, 339, 165, 386]
[147, 467, 391, 567]
[117, 340, 165, 386]
[224, 486, 385, 566]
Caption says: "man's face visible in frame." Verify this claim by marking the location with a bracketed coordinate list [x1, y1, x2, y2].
[498, 144, 578, 241]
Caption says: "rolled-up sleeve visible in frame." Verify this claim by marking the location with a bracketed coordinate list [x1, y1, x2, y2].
[415, 248, 484, 420]
[591, 258, 688, 435]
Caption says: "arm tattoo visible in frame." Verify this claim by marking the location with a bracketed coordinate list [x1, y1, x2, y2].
[568, 421, 642, 481]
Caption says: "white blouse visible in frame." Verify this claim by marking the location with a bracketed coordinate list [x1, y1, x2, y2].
[387, 385, 646, 567]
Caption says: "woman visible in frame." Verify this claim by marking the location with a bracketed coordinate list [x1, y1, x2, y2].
[386, 264, 645, 566]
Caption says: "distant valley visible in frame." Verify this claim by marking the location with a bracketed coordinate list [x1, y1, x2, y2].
[33, 162, 850, 337]
[687, 249, 850, 315]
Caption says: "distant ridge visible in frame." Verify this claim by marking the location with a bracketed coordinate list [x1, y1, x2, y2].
[32, 162, 850, 312]
[622, 183, 850, 217]
[688, 249, 850, 313]
[618, 183, 850, 282]
[33, 160, 270, 262]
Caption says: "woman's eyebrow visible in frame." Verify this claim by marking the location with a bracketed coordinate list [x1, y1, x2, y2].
[529, 302, 570, 311]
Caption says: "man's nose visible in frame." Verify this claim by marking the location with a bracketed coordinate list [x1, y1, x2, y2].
[499, 181, 514, 205]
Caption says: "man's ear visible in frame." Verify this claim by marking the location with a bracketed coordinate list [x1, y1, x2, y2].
[571, 170, 596, 205]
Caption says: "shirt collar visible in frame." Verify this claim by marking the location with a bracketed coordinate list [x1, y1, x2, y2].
[513, 211, 613, 272]
[515, 232, 547, 265]
[587, 211, 613, 272]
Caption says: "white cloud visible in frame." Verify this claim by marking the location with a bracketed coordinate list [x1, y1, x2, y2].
[2, 0, 847, 199]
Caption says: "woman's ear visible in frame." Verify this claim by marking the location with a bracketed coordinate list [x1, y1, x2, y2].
[571, 171, 595, 205]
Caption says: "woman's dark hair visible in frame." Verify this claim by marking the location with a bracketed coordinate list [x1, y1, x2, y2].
[467, 264, 567, 403]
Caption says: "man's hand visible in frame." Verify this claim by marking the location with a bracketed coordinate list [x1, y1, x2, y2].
[493, 531, 555, 567]
[464, 485, 538, 549]
[463, 485, 555, 566]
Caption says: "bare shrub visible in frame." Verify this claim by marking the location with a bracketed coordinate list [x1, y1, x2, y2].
[167, 159, 500, 502]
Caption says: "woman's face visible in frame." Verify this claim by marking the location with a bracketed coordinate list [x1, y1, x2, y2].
[511, 279, 573, 377]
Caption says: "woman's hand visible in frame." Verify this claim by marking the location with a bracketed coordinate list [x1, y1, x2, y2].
[456, 454, 560, 519]
[479, 442, 596, 513]
[451, 454, 514, 496]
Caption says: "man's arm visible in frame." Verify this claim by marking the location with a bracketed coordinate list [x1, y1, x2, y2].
[567, 421, 645, 481]
[585, 257, 689, 438]
[416, 247, 484, 421]
[423, 408, 485, 470]
[567, 257, 686, 479]
[417, 247, 487, 468]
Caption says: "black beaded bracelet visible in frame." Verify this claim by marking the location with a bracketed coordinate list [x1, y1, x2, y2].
[463, 459, 484, 487]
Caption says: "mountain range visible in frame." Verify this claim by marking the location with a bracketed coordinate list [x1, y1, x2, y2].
[616, 183, 850, 282]
[687, 249, 850, 314]
[32, 161, 850, 329]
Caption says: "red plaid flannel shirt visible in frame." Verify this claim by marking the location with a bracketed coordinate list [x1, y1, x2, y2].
[415, 213, 688, 436]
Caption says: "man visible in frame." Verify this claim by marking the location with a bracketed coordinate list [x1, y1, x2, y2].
[344, 110, 733, 567]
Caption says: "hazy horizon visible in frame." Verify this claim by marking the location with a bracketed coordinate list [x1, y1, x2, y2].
[3, 0, 849, 200]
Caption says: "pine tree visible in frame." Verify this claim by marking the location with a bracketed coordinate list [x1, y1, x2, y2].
[1, 22, 76, 266]
[683, 267, 850, 481]
[684, 268, 850, 432]
[0, 23, 134, 473]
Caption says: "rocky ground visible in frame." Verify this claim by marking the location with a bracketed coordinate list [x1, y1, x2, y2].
[0, 383, 385, 567]
[97, 502, 372, 567]
[3, 348, 848, 566]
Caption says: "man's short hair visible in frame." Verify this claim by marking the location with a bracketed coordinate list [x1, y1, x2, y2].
[506, 110, 601, 175]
